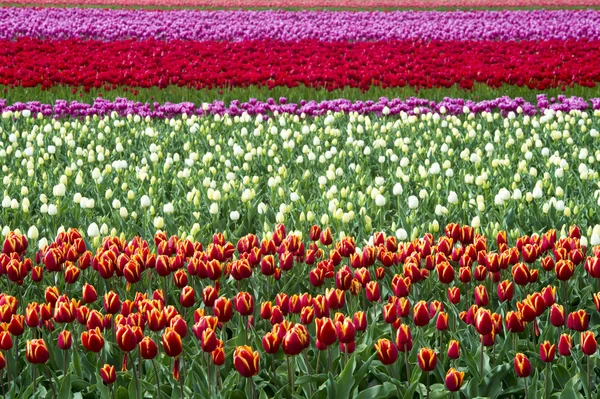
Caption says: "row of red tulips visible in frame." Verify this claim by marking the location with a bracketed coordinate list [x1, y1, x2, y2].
[1, 38, 599, 92]
[0, 223, 598, 397]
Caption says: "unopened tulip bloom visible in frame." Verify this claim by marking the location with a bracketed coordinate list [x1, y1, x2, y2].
[447, 340, 460, 359]
[100, 364, 116, 385]
[26, 339, 49, 364]
[417, 348, 437, 372]
[558, 334, 572, 357]
[581, 331, 597, 356]
[139, 336, 158, 360]
[233, 345, 260, 377]
[514, 353, 532, 378]
[374, 339, 398, 365]
[540, 341, 556, 363]
[445, 368, 465, 392]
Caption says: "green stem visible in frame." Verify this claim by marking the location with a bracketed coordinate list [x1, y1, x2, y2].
[152, 359, 161, 398]
[545, 364, 550, 399]
[45, 365, 57, 399]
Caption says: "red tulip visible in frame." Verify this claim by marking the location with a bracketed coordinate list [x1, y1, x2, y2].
[514, 353, 532, 378]
[581, 331, 597, 356]
[139, 336, 158, 360]
[100, 364, 116, 385]
[497, 280, 514, 302]
[234, 292, 254, 316]
[26, 339, 49, 364]
[445, 368, 465, 392]
[474, 308, 493, 336]
[162, 327, 183, 357]
[558, 334, 572, 357]
[540, 340, 556, 363]
[233, 345, 260, 377]
[58, 330, 72, 350]
[262, 332, 281, 354]
[374, 338, 398, 365]
[396, 324, 413, 352]
[417, 348, 436, 372]
[316, 317, 336, 346]
[555, 259, 574, 281]
[413, 301, 430, 327]
[447, 340, 460, 359]
[81, 328, 104, 353]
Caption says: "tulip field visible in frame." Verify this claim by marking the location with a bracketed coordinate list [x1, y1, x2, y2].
[3, 1, 600, 399]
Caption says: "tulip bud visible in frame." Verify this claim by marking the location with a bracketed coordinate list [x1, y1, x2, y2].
[234, 292, 254, 316]
[558, 334, 572, 357]
[417, 348, 436, 372]
[374, 338, 398, 365]
[316, 317, 336, 346]
[539, 340, 556, 363]
[58, 330, 72, 350]
[100, 364, 116, 385]
[81, 328, 104, 353]
[514, 353, 532, 378]
[262, 332, 281, 354]
[233, 345, 260, 377]
[25, 339, 50, 364]
[162, 327, 183, 358]
[396, 324, 413, 352]
[139, 336, 158, 360]
[581, 331, 597, 356]
[413, 301, 430, 327]
[475, 308, 493, 336]
[447, 340, 460, 359]
[445, 368, 465, 392]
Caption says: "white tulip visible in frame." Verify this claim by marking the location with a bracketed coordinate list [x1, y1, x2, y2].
[140, 195, 151, 208]
[408, 196, 419, 209]
[27, 226, 39, 240]
[230, 211, 240, 221]
[87, 223, 99, 238]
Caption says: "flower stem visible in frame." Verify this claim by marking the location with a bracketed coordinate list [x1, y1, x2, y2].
[45, 365, 57, 399]
[426, 372, 430, 399]
[545, 363, 550, 399]
[152, 359, 161, 398]
[588, 355, 591, 399]
[479, 338, 484, 378]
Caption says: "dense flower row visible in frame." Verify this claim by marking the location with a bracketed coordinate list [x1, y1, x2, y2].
[0, 222, 598, 398]
[0, 95, 595, 119]
[1, 38, 600, 91]
[0, 0, 595, 7]
[3, 9, 600, 42]
[1, 108, 600, 248]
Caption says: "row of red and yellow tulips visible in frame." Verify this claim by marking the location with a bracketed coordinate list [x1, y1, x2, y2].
[0, 223, 598, 397]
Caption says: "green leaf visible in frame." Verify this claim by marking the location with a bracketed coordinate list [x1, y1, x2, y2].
[355, 382, 398, 399]
[326, 373, 337, 398]
[559, 375, 584, 399]
[481, 363, 512, 398]
[335, 354, 356, 399]
[58, 373, 71, 399]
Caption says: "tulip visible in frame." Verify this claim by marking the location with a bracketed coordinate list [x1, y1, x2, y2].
[497, 280, 514, 302]
[436, 312, 449, 331]
[262, 332, 281, 354]
[581, 331, 597, 356]
[139, 336, 158, 360]
[100, 364, 116, 385]
[549, 304, 565, 327]
[58, 330, 72, 350]
[447, 287, 460, 304]
[567, 309, 589, 331]
[511, 263, 530, 286]
[445, 368, 465, 392]
[474, 285, 489, 307]
[417, 347, 437, 398]
[447, 340, 460, 359]
[555, 259, 574, 281]
[316, 317, 336, 346]
[436, 261, 454, 284]
[213, 297, 233, 323]
[162, 327, 183, 358]
[474, 308, 493, 336]
[374, 339, 398, 365]
[233, 345, 260, 378]
[413, 301, 430, 327]
[558, 334, 572, 357]
[396, 324, 413, 352]
[540, 341, 556, 363]
[234, 292, 254, 316]
[200, 329, 219, 353]
[26, 339, 49, 364]
[103, 291, 121, 314]
[282, 326, 307, 356]
[300, 306, 315, 325]
[116, 325, 138, 352]
[365, 281, 380, 302]
[335, 317, 356, 344]
[353, 311, 367, 332]
[81, 328, 104, 353]
[179, 285, 195, 308]
[82, 284, 97, 304]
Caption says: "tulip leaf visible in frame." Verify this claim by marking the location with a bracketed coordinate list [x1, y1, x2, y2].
[403, 380, 419, 399]
[336, 353, 356, 399]
[326, 373, 337, 398]
[354, 382, 398, 399]
[95, 375, 109, 399]
[559, 375, 584, 399]
[528, 369, 540, 399]
[57, 373, 71, 399]
[481, 363, 512, 398]
[115, 386, 129, 399]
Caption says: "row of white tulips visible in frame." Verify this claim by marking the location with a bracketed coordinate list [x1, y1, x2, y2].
[1, 108, 600, 251]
